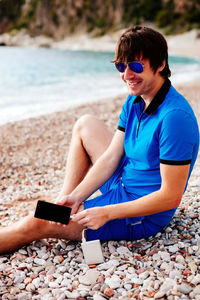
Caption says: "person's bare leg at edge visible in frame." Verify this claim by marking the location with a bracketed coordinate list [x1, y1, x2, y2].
[0, 115, 113, 254]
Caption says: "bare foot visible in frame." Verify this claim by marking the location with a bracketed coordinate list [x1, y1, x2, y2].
[0, 214, 50, 254]
[0, 212, 83, 254]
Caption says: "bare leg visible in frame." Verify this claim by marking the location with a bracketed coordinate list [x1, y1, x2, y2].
[0, 115, 113, 253]
[57, 114, 113, 198]
[0, 206, 84, 254]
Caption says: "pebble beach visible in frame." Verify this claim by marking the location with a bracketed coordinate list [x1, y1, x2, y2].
[0, 32, 200, 299]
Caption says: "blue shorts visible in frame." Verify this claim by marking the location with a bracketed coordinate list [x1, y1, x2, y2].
[84, 162, 171, 242]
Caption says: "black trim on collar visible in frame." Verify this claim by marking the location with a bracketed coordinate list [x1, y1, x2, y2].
[133, 79, 171, 115]
[133, 96, 143, 103]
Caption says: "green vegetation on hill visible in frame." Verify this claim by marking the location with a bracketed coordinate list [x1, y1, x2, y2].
[0, 0, 199, 37]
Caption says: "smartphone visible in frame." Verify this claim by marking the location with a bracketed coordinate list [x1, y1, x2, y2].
[34, 200, 72, 225]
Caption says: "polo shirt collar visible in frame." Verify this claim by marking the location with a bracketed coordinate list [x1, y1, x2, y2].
[133, 79, 171, 115]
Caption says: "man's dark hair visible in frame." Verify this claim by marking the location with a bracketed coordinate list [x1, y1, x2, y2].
[114, 26, 171, 78]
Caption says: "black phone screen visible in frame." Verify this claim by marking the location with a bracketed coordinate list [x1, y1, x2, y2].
[34, 200, 71, 225]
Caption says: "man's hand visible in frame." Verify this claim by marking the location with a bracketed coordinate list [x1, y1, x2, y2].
[56, 195, 82, 215]
[71, 206, 109, 230]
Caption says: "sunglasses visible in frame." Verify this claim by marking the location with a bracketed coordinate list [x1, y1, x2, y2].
[115, 61, 144, 73]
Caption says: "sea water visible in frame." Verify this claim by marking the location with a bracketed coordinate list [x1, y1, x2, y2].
[0, 47, 200, 125]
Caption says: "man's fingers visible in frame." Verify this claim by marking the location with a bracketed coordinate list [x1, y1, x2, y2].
[71, 211, 91, 228]
[49, 221, 67, 227]
[71, 211, 84, 221]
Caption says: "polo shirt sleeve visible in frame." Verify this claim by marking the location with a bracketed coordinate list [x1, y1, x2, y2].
[159, 110, 196, 165]
[118, 95, 133, 132]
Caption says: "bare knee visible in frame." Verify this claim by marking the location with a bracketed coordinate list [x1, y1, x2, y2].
[72, 114, 113, 163]
[73, 114, 99, 137]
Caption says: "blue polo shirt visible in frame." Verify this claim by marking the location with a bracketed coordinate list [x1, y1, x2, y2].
[118, 79, 199, 199]
[84, 79, 199, 241]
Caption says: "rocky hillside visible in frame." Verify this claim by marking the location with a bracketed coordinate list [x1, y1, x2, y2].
[0, 0, 200, 39]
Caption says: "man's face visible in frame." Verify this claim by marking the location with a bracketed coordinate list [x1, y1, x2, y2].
[120, 58, 164, 101]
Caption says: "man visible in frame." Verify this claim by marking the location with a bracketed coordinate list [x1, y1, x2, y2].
[0, 26, 199, 253]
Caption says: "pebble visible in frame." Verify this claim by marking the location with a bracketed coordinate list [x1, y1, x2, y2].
[139, 270, 149, 280]
[160, 278, 176, 292]
[131, 277, 143, 285]
[93, 293, 107, 300]
[103, 287, 115, 297]
[116, 246, 132, 256]
[48, 282, 59, 288]
[160, 251, 170, 262]
[154, 290, 166, 299]
[191, 274, 200, 285]
[79, 269, 100, 286]
[175, 254, 185, 264]
[188, 261, 198, 273]
[26, 283, 36, 292]
[177, 283, 193, 294]
[169, 270, 182, 279]
[18, 293, 32, 300]
[160, 262, 169, 270]
[34, 258, 46, 266]
[193, 286, 200, 295]
[168, 245, 179, 253]
[124, 283, 132, 290]
[105, 275, 121, 289]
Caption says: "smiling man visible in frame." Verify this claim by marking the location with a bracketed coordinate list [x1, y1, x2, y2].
[0, 26, 199, 253]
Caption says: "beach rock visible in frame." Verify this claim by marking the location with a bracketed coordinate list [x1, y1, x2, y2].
[65, 290, 81, 298]
[175, 254, 185, 264]
[168, 245, 179, 253]
[48, 282, 59, 288]
[61, 278, 71, 287]
[105, 275, 121, 289]
[191, 274, 200, 285]
[160, 278, 176, 293]
[103, 287, 115, 297]
[10, 287, 20, 295]
[34, 258, 46, 266]
[160, 262, 169, 270]
[127, 267, 135, 274]
[26, 283, 36, 292]
[160, 251, 171, 261]
[188, 261, 198, 273]
[32, 278, 40, 288]
[93, 293, 107, 300]
[124, 283, 132, 290]
[139, 271, 149, 280]
[14, 274, 26, 284]
[169, 270, 182, 279]
[116, 246, 132, 256]
[131, 277, 143, 285]
[177, 283, 192, 294]
[79, 269, 100, 286]
[193, 285, 200, 295]
[17, 293, 32, 300]
[154, 291, 166, 299]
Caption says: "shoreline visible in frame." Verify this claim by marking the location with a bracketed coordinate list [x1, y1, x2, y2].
[0, 28, 200, 128]
[0, 28, 200, 127]
[1, 28, 200, 58]
[0, 65, 200, 128]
